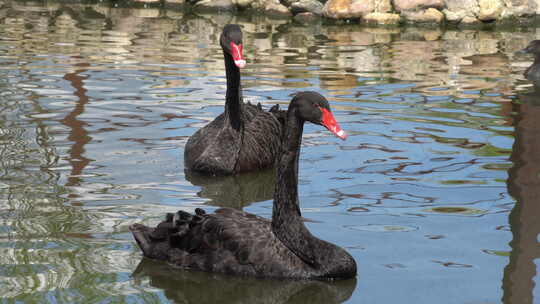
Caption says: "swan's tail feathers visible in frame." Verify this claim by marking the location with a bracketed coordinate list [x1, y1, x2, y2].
[130, 209, 209, 260]
[130, 223, 156, 258]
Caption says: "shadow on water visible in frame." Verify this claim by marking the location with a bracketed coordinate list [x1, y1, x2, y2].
[185, 169, 275, 208]
[502, 81, 540, 304]
[132, 258, 357, 304]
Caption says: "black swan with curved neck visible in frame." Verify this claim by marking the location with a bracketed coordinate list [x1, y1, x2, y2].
[130, 92, 356, 279]
[184, 24, 283, 175]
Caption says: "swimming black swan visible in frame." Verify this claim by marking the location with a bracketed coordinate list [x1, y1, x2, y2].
[519, 40, 540, 84]
[184, 24, 283, 175]
[130, 91, 356, 279]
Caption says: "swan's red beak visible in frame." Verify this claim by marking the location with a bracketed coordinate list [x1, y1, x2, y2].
[320, 107, 347, 140]
[230, 42, 246, 69]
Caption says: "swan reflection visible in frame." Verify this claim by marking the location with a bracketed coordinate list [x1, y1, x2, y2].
[132, 258, 356, 304]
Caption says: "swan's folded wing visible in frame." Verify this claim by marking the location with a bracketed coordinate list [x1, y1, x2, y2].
[184, 114, 242, 175]
[160, 208, 274, 274]
[236, 104, 283, 172]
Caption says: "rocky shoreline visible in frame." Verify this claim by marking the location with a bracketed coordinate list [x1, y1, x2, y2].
[135, 0, 540, 26]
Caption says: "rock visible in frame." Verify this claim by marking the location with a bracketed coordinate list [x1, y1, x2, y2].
[293, 11, 321, 22]
[233, 0, 291, 15]
[323, 0, 351, 19]
[443, 0, 479, 23]
[290, 0, 324, 15]
[403, 7, 444, 23]
[264, 0, 292, 16]
[442, 8, 466, 22]
[478, 0, 504, 21]
[393, 0, 444, 12]
[195, 0, 236, 10]
[323, 0, 391, 19]
[363, 12, 401, 25]
[500, 0, 535, 18]
[461, 15, 481, 24]
[323, 0, 354, 19]
[503, 5, 534, 18]
[375, 0, 392, 12]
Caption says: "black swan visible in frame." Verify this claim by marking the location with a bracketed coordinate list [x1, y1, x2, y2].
[184, 24, 283, 175]
[130, 91, 356, 280]
[519, 40, 540, 84]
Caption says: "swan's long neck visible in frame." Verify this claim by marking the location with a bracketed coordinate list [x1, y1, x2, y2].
[223, 50, 242, 130]
[271, 106, 321, 267]
[273, 107, 303, 219]
[271, 104, 357, 277]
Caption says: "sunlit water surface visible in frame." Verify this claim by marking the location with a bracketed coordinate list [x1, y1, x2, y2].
[1, 1, 539, 303]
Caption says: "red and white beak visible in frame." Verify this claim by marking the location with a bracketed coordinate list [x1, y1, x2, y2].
[230, 41, 246, 68]
[320, 107, 347, 140]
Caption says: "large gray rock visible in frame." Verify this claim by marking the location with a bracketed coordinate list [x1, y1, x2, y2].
[290, 0, 324, 15]
[393, 0, 444, 12]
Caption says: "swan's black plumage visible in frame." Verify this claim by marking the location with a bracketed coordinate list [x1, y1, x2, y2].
[520, 40, 540, 84]
[184, 24, 283, 175]
[131, 92, 356, 280]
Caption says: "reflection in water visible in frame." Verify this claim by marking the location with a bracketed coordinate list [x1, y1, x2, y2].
[132, 258, 356, 304]
[503, 85, 540, 304]
[61, 62, 92, 196]
[185, 169, 275, 208]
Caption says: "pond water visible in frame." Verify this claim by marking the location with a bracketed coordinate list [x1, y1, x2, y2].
[1, 1, 539, 303]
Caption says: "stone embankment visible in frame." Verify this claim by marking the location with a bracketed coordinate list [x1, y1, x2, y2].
[150, 0, 540, 25]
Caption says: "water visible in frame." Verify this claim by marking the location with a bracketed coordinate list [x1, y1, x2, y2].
[0, 1, 538, 303]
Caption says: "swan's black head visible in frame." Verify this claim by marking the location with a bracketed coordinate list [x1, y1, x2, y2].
[291, 91, 347, 140]
[220, 24, 246, 69]
[519, 40, 540, 56]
